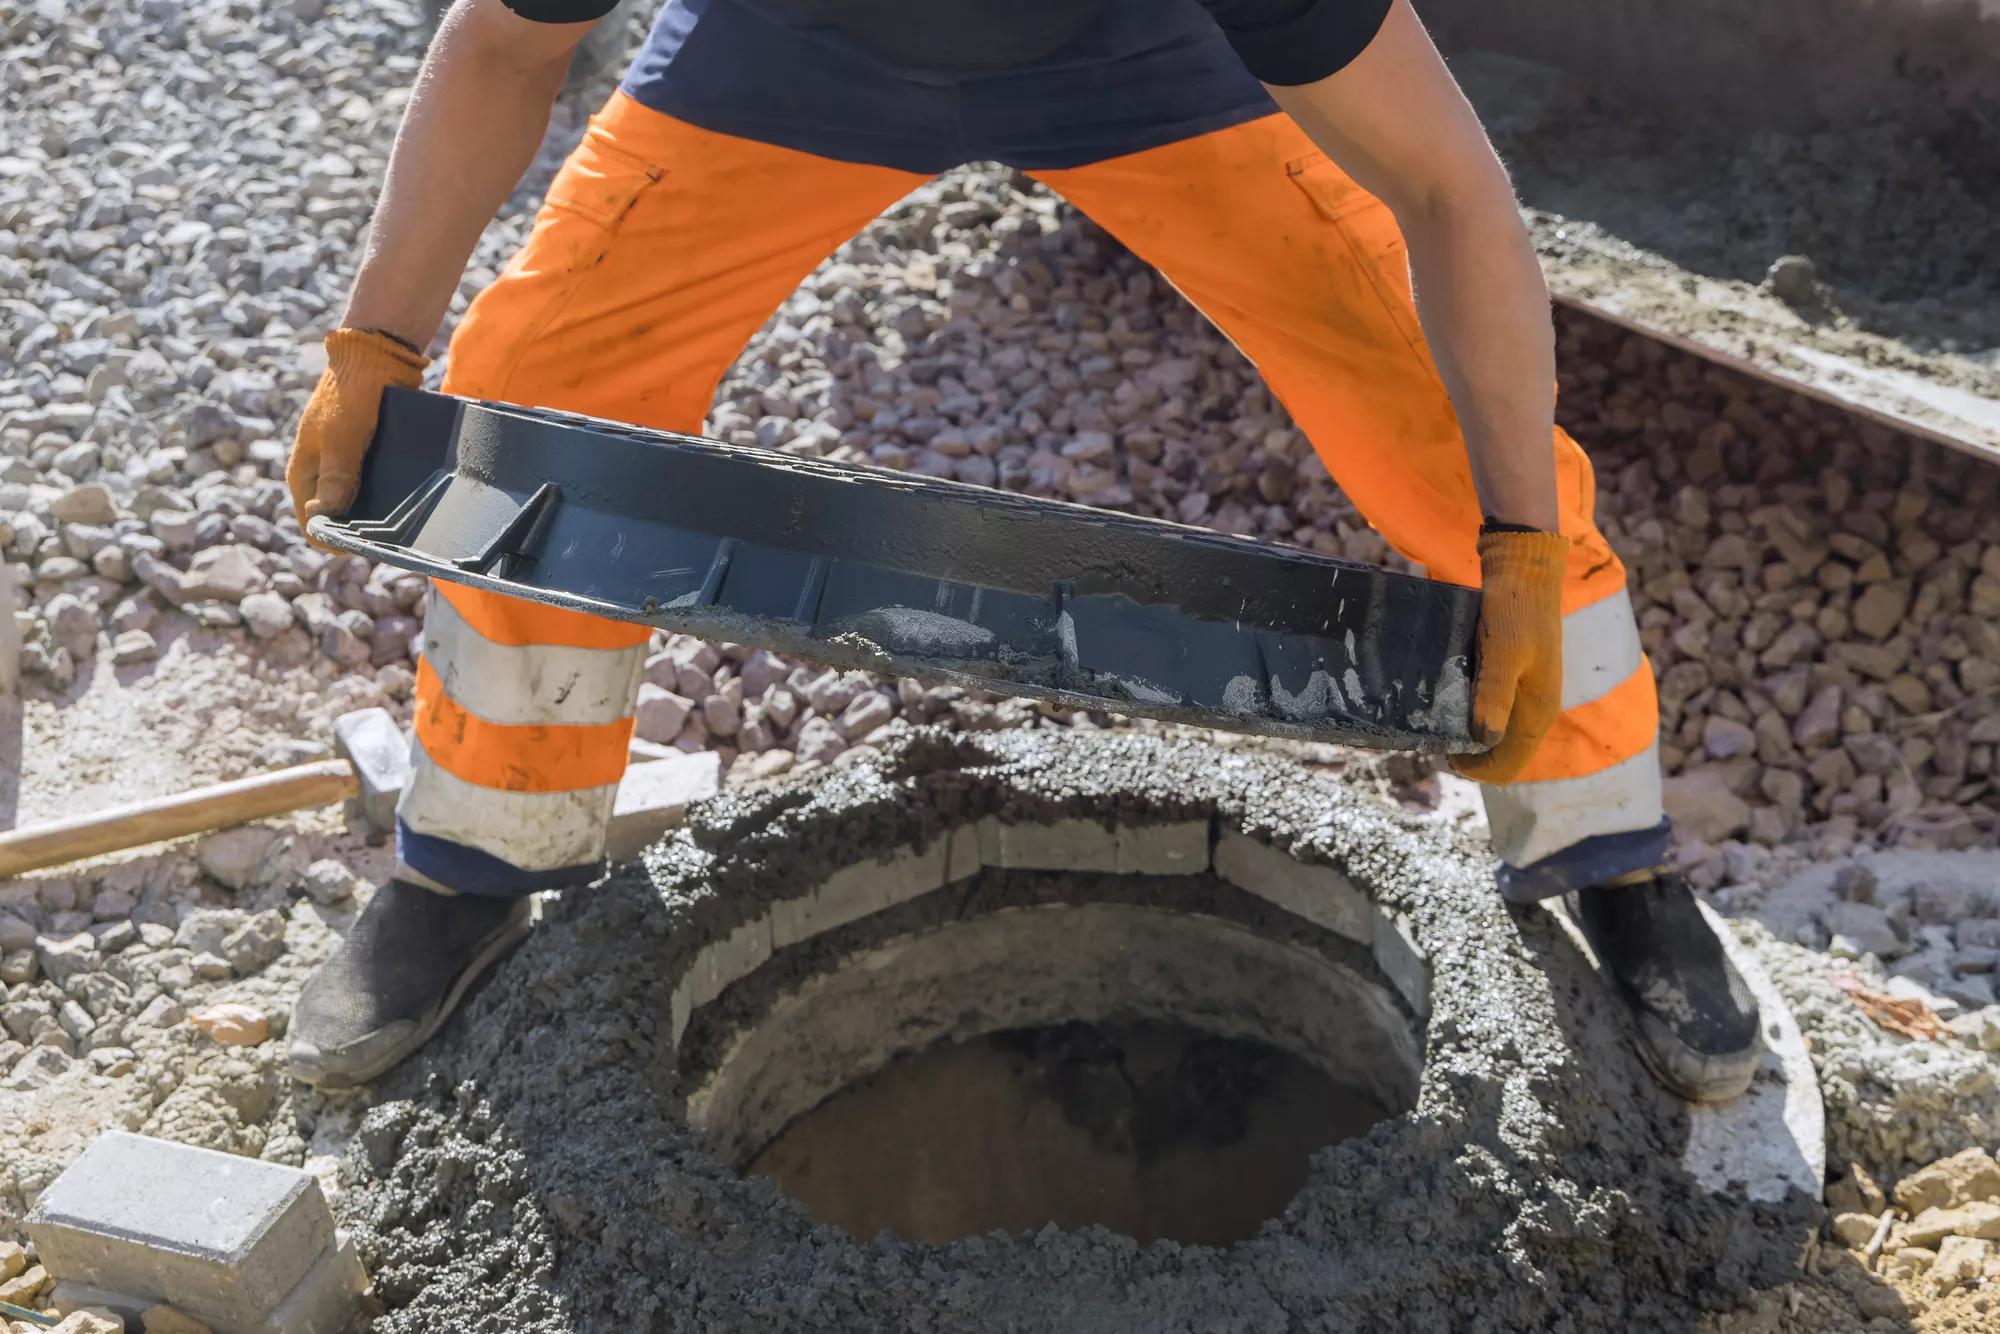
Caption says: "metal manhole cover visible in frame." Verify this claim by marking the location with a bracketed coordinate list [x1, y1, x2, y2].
[310, 389, 1479, 749]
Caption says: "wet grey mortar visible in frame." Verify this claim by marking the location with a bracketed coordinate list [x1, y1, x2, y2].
[338, 730, 1817, 1333]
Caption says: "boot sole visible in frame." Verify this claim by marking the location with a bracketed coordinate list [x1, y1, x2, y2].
[1628, 1014, 1761, 1104]
[289, 898, 538, 1089]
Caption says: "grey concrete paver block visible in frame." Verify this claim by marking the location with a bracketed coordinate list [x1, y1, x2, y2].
[605, 752, 721, 861]
[25, 1133, 351, 1331]
[1213, 828, 1372, 944]
[1371, 909, 1431, 1019]
[330, 707, 409, 833]
[1115, 819, 1211, 875]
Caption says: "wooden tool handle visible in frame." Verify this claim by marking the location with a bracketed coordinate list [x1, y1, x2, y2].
[0, 760, 360, 879]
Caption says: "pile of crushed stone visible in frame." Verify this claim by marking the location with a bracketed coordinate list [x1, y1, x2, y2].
[338, 731, 1816, 1333]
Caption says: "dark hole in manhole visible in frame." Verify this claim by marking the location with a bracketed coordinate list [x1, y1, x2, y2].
[747, 1019, 1397, 1245]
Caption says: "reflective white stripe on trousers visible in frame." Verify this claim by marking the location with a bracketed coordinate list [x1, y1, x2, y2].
[1480, 587, 1665, 868]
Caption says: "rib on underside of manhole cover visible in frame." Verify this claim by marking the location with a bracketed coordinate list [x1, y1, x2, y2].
[311, 389, 1481, 750]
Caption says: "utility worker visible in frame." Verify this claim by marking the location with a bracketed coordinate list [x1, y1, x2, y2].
[285, 0, 1761, 1101]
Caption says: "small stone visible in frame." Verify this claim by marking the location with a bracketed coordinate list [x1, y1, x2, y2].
[1793, 685, 1842, 747]
[189, 952, 234, 980]
[1828, 1162, 1889, 1216]
[0, 912, 34, 952]
[634, 684, 693, 745]
[181, 544, 264, 600]
[133, 994, 184, 1029]
[3, 1046, 71, 1091]
[238, 590, 293, 639]
[1850, 580, 1912, 641]
[1821, 902, 1901, 958]
[0, 1239, 24, 1280]
[50, 1311, 124, 1334]
[111, 629, 157, 664]
[1701, 715, 1755, 760]
[1931, 1235, 1990, 1292]
[796, 716, 845, 765]
[1830, 1211, 1880, 1248]
[0, 950, 34, 986]
[1877, 1249, 1932, 1288]
[1901, 1201, 2000, 1248]
[836, 690, 895, 742]
[302, 859, 357, 905]
[1895, 1147, 2000, 1213]
[218, 911, 286, 974]
[35, 932, 100, 987]
[701, 693, 742, 739]
[196, 825, 282, 890]
[188, 1003, 271, 1047]
[45, 593, 97, 660]
[51, 483, 117, 525]
[0, 1262, 48, 1304]
[1662, 769, 1750, 842]
[1763, 253, 1819, 306]
[1946, 1007, 2000, 1052]
[739, 649, 789, 698]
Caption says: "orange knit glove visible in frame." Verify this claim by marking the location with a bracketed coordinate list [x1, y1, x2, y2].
[1451, 529, 1569, 784]
[286, 328, 428, 547]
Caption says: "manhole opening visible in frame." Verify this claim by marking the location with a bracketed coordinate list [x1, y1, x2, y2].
[747, 1018, 1398, 1245]
[681, 837, 1429, 1247]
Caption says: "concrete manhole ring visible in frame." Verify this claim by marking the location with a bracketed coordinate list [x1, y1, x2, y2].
[347, 730, 1826, 1332]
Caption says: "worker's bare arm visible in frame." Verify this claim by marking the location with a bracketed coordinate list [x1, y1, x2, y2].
[1265, 0, 1558, 532]
[341, 0, 600, 349]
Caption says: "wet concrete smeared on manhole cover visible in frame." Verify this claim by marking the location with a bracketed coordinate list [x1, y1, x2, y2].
[340, 730, 1825, 1333]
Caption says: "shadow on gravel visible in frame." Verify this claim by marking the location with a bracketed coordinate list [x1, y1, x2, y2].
[1512, 903, 1918, 1332]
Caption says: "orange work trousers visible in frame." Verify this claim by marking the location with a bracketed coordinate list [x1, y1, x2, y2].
[396, 92, 1663, 902]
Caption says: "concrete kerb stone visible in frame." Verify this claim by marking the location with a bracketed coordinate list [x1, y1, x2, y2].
[25, 1132, 366, 1334]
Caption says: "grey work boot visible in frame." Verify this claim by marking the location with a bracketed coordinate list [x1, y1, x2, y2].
[1565, 871, 1762, 1103]
[288, 880, 534, 1088]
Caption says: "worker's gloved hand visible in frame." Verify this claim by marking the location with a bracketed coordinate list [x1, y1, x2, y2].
[286, 327, 428, 548]
[1451, 527, 1569, 784]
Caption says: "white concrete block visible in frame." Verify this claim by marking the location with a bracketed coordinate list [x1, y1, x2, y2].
[605, 752, 722, 861]
[769, 842, 947, 949]
[1115, 819, 1211, 875]
[1213, 828, 1372, 944]
[26, 1133, 358, 1334]
[689, 918, 772, 1009]
[989, 817, 1120, 872]
[1371, 909, 1431, 1019]
[945, 823, 982, 884]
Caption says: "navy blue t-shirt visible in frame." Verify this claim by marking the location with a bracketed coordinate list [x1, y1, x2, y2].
[503, 0, 1392, 85]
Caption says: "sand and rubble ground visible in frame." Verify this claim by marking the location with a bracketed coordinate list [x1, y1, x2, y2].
[1, 2, 1998, 1330]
